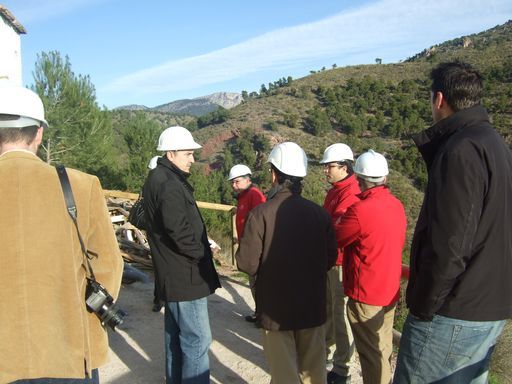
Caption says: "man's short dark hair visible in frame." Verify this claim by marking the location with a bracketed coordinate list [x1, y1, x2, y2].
[337, 160, 354, 175]
[431, 61, 483, 111]
[0, 115, 39, 145]
[271, 164, 303, 194]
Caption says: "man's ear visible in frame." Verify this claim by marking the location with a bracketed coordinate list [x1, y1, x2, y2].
[433, 91, 454, 119]
[35, 126, 44, 146]
[433, 91, 444, 110]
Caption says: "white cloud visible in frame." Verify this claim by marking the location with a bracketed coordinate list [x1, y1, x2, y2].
[102, 0, 512, 97]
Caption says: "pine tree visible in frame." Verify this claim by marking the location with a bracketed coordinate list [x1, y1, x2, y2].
[33, 51, 116, 180]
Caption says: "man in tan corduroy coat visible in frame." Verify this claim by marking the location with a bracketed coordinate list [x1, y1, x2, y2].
[0, 80, 123, 383]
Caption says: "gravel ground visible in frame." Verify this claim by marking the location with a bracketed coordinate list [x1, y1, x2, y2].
[99, 270, 367, 383]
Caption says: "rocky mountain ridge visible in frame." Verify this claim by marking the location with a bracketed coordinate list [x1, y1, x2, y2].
[115, 92, 243, 116]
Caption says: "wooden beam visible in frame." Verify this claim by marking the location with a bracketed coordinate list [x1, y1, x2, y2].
[105, 189, 237, 269]
[120, 251, 153, 268]
[103, 189, 235, 212]
[197, 201, 236, 212]
[104, 190, 139, 200]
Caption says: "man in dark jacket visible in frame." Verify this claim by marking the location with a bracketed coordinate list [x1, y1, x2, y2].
[236, 142, 337, 384]
[143, 126, 221, 384]
[394, 62, 512, 383]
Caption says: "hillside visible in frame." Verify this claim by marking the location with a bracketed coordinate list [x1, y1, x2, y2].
[107, 20, 510, 203]
[192, 19, 511, 171]
[106, 20, 512, 223]
[104, 20, 512, 238]
[406, 20, 512, 65]
[182, 19, 512, 265]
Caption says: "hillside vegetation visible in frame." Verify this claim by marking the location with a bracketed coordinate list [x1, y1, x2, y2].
[189, 20, 511, 239]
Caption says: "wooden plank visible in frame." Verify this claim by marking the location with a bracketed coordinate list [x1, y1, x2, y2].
[110, 214, 126, 223]
[197, 201, 235, 212]
[118, 238, 150, 253]
[120, 251, 153, 267]
[104, 190, 139, 201]
[103, 189, 235, 212]
[105, 189, 237, 269]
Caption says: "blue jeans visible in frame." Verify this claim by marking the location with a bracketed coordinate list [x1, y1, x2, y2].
[12, 369, 99, 383]
[393, 314, 505, 384]
[165, 298, 212, 384]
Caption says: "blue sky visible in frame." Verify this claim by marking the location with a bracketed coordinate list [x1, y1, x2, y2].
[3, 0, 512, 110]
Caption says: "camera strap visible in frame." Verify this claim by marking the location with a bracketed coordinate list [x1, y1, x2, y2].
[55, 165, 97, 282]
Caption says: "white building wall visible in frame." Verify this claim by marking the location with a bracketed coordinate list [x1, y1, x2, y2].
[0, 15, 23, 85]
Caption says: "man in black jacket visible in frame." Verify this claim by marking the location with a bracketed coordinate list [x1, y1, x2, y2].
[394, 62, 512, 383]
[143, 126, 221, 384]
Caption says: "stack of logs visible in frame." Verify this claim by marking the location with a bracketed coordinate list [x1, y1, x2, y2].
[105, 189, 236, 270]
[106, 195, 154, 271]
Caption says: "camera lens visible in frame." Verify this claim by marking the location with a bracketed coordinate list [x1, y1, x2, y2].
[98, 304, 126, 330]
[105, 308, 126, 330]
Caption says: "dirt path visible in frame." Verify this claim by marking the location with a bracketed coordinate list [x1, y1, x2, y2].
[99, 270, 365, 383]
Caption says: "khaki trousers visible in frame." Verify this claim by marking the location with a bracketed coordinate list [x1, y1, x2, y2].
[262, 325, 326, 384]
[347, 299, 396, 384]
[325, 266, 355, 376]
[248, 274, 256, 309]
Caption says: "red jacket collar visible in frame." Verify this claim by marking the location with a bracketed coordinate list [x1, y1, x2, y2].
[331, 174, 359, 191]
[358, 185, 389, 199]
[236, 184, 253, 200]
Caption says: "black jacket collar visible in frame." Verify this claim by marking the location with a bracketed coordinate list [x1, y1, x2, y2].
[412, 105, 489, 168]
[158, 155, 194, 192]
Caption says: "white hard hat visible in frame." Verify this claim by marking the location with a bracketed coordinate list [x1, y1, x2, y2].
[148, 156, 159, 169]
[320, 143, 354, 164]
[267, 142, 308, 177]
[157, 126, 202, 151]
[354, 150, 389, 182]
[0, 80, 48, 129]
[228, 164, 252, 180]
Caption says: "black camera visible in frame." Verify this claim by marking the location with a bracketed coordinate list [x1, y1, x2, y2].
[85, 279, 126, 331]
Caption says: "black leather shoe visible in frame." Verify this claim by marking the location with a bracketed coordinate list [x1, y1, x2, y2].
[244, 314, 257, 323]
[327, 371, 351, 384]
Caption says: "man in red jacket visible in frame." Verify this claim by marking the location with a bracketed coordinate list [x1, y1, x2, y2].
[320, 143, 360, 384]
[336, 150, 406, 384]
[229, 164, 266, 323]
